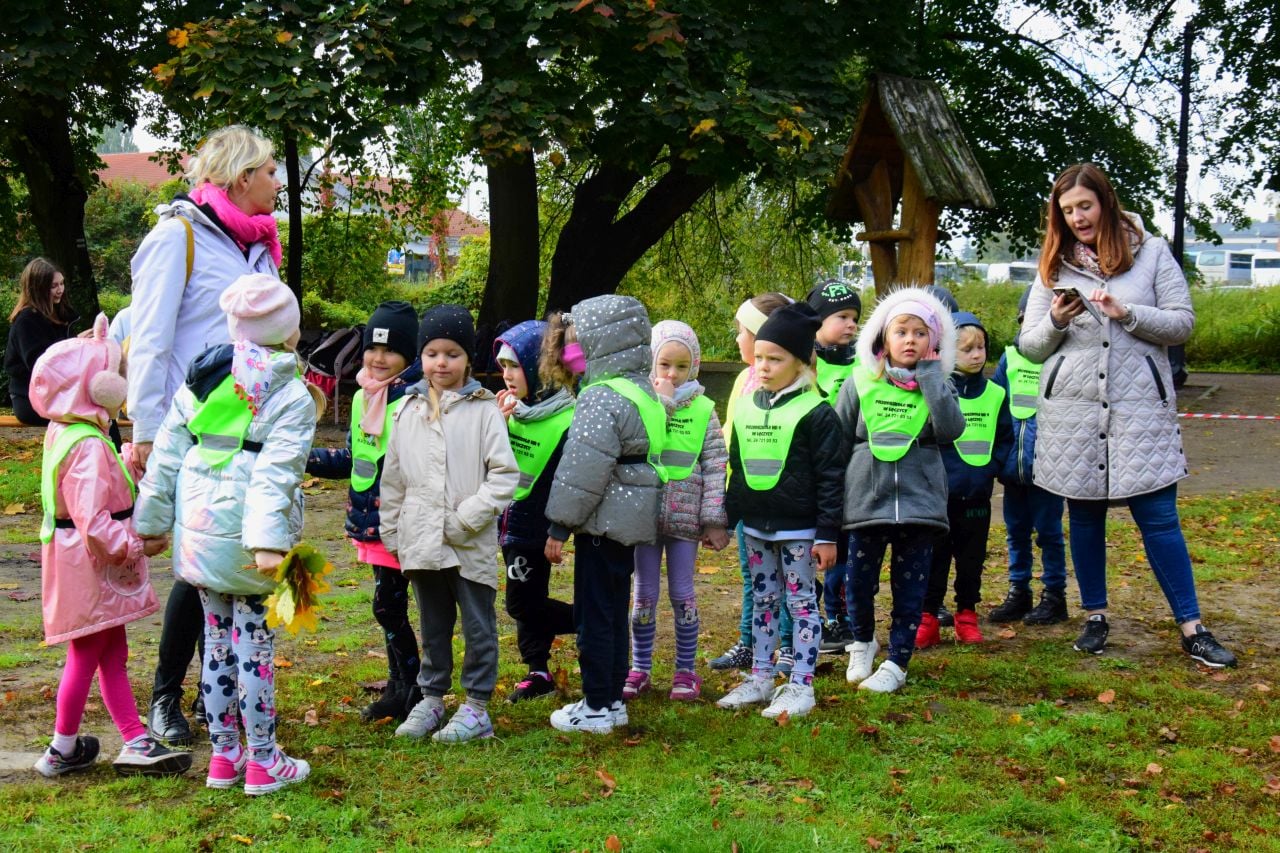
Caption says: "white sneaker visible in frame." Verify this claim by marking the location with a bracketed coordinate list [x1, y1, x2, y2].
[396, 698, 445, 738]
[550, 700, 614, 734]
[610, 700, 629, 728]
[715, 677, 774, 710]
[858, 660, 907, 693]
[846, 638, 880, 684]
[761, 682, 816, 719]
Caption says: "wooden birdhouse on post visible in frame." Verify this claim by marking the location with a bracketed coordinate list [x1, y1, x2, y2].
[827, 74, 996, 295]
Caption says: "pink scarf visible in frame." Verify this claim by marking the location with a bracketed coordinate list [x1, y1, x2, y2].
[356, 367, 399, 439]
[189, 182, 283, 267]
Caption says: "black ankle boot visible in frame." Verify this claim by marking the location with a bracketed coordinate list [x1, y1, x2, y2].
[147, 694, 194, 746]
[1024, 589, 1068, 625]
[987, 586, 1033, 623]
[361, 681, 410, 722]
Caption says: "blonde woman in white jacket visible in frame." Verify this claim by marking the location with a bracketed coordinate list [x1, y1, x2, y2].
[1020, 163, 1235, 668]
[381, 305, 519, 743]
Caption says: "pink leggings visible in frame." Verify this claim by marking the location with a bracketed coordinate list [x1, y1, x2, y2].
[55, 625, 146, 741]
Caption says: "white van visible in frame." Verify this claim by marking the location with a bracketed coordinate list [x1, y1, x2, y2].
[986, 261, 1038, 284]
[1251, 251, 1280, 287]
[1196, 249, 1255, 284]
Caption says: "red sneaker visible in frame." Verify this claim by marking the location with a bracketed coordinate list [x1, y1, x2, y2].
[915, 612, 941, 650]
[955, 609, 985, 644]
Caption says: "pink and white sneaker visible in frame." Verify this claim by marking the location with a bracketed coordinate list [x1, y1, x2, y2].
[206, 747, 248, 789]
[244, 750, 310, 796]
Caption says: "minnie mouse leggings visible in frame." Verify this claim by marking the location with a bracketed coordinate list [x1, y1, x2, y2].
[742, 534, 821, 685]
[199, 590, 277, 761]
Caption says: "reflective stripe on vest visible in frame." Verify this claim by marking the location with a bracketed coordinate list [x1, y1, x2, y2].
[815, 357, 856, 400]
[186, 374, 254, 468]
[1005, 345, 1042, 420]
[40, 423, 135, 543]
[954, 381, 1006, 467]
[660, 395, 715, 481]
[508, 405, 576, 501]
[732, 390, 823, 490]
[587, 378, 669, 483]
[349, 392, 408, 493]
[852, 364, 929, 462]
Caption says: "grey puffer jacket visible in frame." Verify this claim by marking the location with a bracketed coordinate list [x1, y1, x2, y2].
[658, 385, 729, 542]
[545, 295, 664, 546]
[835, 288, 965, 532]
[135, 346, 316, 595]
[1019, 229, 1191, 500]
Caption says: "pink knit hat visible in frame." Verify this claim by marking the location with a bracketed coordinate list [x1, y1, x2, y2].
[220, 273, 300, 346]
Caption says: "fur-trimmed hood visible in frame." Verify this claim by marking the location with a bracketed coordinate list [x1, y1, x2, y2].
[855, 286, 957, 376]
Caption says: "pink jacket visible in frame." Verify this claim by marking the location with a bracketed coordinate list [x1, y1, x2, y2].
[30, 317, 157, 645]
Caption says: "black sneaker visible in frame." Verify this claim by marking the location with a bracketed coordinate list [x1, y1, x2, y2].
[147, 694, 193, 746]
[1181, 627, 1237, 668]
[33, 735, 100, 778]
[819, 621, 854, 654]
[709, 641, 752, 671]
[1073, 614, 1109, 655]
[988, 586, 1033, 623]
[508, 672, 557, 703]
[1024, 589, 1069, 626]
[112, 737, 193, 777]
[937, 605, 955, 628]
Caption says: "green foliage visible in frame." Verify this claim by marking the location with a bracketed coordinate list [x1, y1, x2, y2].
[1184, 286, 1280, 371]
[300, 211, 399, 304]
[97, 289, 132, 320]
[83, 178, 185, 292]
[422, 234, 486, 313]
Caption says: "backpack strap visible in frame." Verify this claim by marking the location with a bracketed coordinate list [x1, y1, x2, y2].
[178, 215, 194, 285]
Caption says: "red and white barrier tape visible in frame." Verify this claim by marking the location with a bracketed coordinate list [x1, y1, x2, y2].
[1178, 412, 1279, 420]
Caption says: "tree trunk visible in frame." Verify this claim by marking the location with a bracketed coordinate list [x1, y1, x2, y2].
[284, 132, 303, 304]
[546, 161, 714, 312]
[478, 153, 540, 328]
[7, 101, 99, 324]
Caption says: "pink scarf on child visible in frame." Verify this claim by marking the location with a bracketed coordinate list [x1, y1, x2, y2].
[189, 182, 283, 267]
[356, 368, 399, 439]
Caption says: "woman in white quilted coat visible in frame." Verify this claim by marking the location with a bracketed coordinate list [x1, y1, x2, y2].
[1019, 163, 1235, 668]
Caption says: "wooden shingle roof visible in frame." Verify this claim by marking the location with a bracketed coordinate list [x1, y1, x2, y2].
[828, 74, 995, 222]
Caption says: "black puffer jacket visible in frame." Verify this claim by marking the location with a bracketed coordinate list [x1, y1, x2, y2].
[306, 360, 422, 542]
[726, 384, 847, 542]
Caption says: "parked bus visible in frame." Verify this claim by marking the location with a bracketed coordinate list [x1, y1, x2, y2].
[1195, 249, 1255, 284]
[987, 261, 1038, 284]
[1251, 251, 1280, 287]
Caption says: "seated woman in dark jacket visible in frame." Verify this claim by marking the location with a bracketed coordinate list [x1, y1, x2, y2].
[5, 258, 76, 425]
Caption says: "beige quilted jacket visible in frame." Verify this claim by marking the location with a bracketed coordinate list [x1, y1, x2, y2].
[1018, 231, 1192, 500]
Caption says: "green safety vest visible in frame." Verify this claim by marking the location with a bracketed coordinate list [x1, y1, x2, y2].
[732, 390, 823, 490]
[954, 382, 1006, 467]
[1004, 345, 1042, 421]
[186, 374, 254, 468]
[350, 391, 408, 493]
[659, 395, 715, 481]
[587, 378, 669, 483]
[40, 423, 135, 543]
[507, 405, 576, 501]
[815, 356, 856, 401]
[853, 364, 930, 462]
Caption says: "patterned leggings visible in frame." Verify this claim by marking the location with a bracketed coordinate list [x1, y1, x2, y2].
[846, 525, 933, 669]
[742, 533, 822, 685]
[371, 564, 421, 685]
[199, 590, 277, 761]
[631, 538, 700, 673]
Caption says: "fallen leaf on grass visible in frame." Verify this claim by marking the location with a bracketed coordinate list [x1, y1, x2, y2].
[312, 745, 335, 755]
[1097, 689, 1116, 704]
[605, 835, 622, 852]
[623, 736, 642, 747]
[6, 590, 36, 601]
[272, 813, 291, 822]
[274, 657, 293, 668]
[1054, 776, 1067, 786]
[1269, 735, 1280, 754]
[0, 582, 18, 590]
[696, 565, 718, 574]
[709, 785, 721, 807]
[304, 708, 319, 726]
[309, 678, 327, 687]
[1146, 763, 1163, 776]
[775, 710, 790, 727]
[596, 768, 617, 797]
[888, 767, 909, 777]
[1264, 776, 1280, 797]
[1253, 682, 1272, 693]
[998, 628, 1017, 640]
[317, 789, 345, 800]
[301, 478, 320, 489]
[866, 838, 883, 850]
[553, 667, 569, 693]
[40, 685, 54, 700]
[231, 836, 253, 845]
[3, 503, 25, 516]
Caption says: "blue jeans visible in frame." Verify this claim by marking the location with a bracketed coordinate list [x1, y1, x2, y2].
[1003, 483, 1067, 592]
[822, 536, 850, 625]
[1067, 484, 1201, 624]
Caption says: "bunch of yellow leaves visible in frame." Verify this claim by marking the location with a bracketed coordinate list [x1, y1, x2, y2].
[263, 543, 334, 635]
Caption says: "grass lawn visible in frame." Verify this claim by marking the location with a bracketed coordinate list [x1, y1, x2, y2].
[0, 448, 1275, 850]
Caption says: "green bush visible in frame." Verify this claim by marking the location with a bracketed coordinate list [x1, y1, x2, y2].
[300, 211, 399, 304]
[1185, 286, 1280, 371]
[84, 178, 186, 292]
[97, 290, 131, 320]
